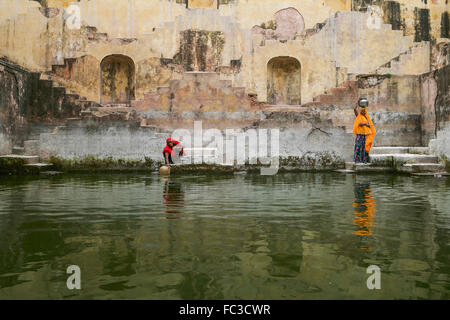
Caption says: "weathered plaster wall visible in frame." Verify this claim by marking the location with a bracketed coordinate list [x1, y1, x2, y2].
[0, 0, 441, 106]
[0, 0, 448, 161]
[244, 41, 337, 104]
[434, 64, 450, 131]
[421, 73, 438, 145]
[417, 63, 450, 159]
[189, 0, 217, 9]
[352, 0, 449, 41]
[0, 59, 31, 151]
[0, 130, 10, 154]
[432, 41, 450, 70]
[136, 58, 173, 99]
[100, 55, 135, 104]
[132, 72, 253, 114]
[51, 55, 100, 102]
[312, 75, 425, 146]
[431, 124, 450, 160]
[244, 10, 432, 103]
[173, 30, 225, 72]
[267, 57, 301, 105]
[428, 64, 450, 158]
[37, 119, 354, 167]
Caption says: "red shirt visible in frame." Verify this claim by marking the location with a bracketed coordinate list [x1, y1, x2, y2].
[163, 138, 180, 156]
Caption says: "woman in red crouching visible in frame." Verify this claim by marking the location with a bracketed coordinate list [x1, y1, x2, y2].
[163, 138, 184, 167]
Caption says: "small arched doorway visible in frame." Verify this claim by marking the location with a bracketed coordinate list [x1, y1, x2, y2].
[100, 55, 135, 104]
[267, 57, 301, 105]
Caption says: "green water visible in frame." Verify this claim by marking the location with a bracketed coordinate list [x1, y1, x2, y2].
[0, 172, 449, 299]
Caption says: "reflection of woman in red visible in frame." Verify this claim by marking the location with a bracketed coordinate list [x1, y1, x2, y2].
[353, 181, 376, 251]
[163, 138, 184, 167]
[163, 178, 184, 219]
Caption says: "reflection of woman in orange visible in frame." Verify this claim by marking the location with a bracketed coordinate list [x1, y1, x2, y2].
[353, 181, 376, 250]
[163, 178, 185, 219]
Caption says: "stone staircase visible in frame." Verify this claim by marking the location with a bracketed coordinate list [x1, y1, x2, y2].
[131, 71, 252, 114]
[0, 139, 53, 173]
[257, 10, 429, 105]
[309, 80, 358, 107]
[375, 42, 430, 75]
[27, 69, 101, 122]
[345, 146, 446, 174]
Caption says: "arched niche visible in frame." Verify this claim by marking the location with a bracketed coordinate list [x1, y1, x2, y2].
[267, 56, 301, 105]
[100, 55, 135, 104]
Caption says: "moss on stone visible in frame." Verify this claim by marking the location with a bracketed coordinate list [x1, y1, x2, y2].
[0, 157, 40, 175]
[48, 156, 159, 173]
[170, 163, 234, 174]
[439, 155, 450, 172]
[279, 152, 345, 170]
[3, 152, 345, 175]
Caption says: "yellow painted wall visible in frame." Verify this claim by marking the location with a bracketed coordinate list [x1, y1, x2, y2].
[189, 0, 217, 9]
[0, 0, 447, 104]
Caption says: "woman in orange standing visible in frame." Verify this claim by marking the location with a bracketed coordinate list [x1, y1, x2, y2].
[353, 98, 376, 163]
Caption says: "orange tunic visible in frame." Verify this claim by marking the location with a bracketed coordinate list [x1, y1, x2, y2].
[353, 113, 376, 153]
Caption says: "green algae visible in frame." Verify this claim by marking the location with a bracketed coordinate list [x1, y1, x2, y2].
[439, 155, 450, 172]
[48, 155, 159, 173]
[0, 157, 41, 175]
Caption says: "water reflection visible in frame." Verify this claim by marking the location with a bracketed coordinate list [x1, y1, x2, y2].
[162, 177, 185, 219]
[0, 173, 448, 299]
[352, 180, 376, 250]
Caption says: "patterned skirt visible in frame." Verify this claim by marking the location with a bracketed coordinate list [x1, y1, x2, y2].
[354, 134, 370, 163]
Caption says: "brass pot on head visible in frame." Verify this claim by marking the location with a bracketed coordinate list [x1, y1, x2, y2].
[358, 98, 369, 108]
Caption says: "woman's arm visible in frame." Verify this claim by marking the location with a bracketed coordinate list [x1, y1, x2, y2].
[173, 141, 184, 156]
[354, 104, 359, 117]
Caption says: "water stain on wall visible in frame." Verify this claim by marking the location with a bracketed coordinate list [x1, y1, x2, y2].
[381, 1, 403, 30]
[352, 0, 383, 11]
[414, 8, 431, 42]
[267, 57, 301, 105]
[173, 30, 225, 72]
[441, 12, 449, 38]
[101, 55, 135, 104]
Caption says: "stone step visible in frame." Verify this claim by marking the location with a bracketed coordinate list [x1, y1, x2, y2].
[370, 154, 439, 165]
[345, 161, 355, 170]
[39, 79, 53, 87]
[24, 140, 40, 155]
[52, 86, 67, 95]
[24, 163, 53, 169]
[354, 165, 394, 173]
[371, 147, 409, 154]
[408, 147, 430, 155]
[401, 163, 445, 173]
[411, 172, 449, 177]
[12, 146, 25, 155]
[371, 146, 430, 155]
[335, 169, 355, 174]
[0, 155, 40, 164]
[23, 163, 54, 174]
